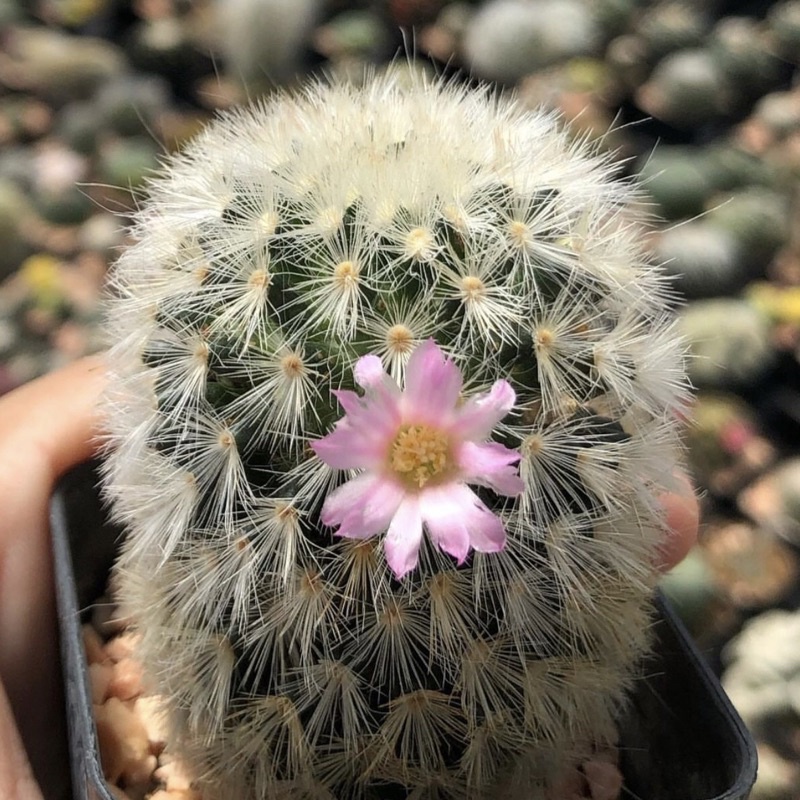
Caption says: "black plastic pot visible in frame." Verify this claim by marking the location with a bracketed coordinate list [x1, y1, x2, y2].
[52, 462, 758, 800]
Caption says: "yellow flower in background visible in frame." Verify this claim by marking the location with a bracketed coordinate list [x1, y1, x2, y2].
[19, 253, 62, 309]
[748, 282, 800, 325]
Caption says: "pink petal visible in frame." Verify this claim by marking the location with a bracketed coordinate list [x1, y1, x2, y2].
[353, 355, 401, 411]
[422, 483, 507, 555]
[313, 383, 403, 469]
[311, 427, 385, 470]
[456, 441, 523, 497]
[402, 339, 462, 425]
[335, 477, 406, 540]
[330, 382, 402, 440]
[450, 379, 516, 440]
[383, 496, 423, 579]
[320, 473, 380, 526]
[332, 389, 362, 415]
[354, 355, 385, 389]
[418, 486, 470, 563]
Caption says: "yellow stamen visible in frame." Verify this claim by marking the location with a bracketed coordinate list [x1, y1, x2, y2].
[390, 424, 451, 488]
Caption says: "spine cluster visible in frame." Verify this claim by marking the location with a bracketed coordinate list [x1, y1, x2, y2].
[102, 74, 687, 799]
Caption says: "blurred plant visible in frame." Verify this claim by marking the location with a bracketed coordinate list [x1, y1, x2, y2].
[684, 392, 774, 496]
[462, 0, 601, 84]
[680, 298, 775, 389]
[214, 0, 322, 93]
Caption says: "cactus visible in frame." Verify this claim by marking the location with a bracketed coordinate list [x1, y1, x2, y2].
[462, 0, 601, 84]
[635, 48, 728, 129]
[679, 298, 774, 390]
[635, 1, 710, 63]
[655, 219, 743, 299]
[101, 74, 687, 799]
[213, 0, 322, 92]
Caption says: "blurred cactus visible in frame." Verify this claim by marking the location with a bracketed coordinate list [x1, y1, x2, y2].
[684, 392, 767, 493]
[655, 220, 743, 299]
[214, 0, 321, 93]
[680, 298, 774, 389]
[709, 17, 784, 111]
[591, 0, 639, 39]
[97, 136, 159, 192]
[102, 75, 686, 798]
[94, 75, 171, 137]
[638, 146, 716, 220]
[705, 187, 789, 271]
[638, 142, 774, 222]
[0, 179, 32, 279]
[18, 252, 64, 313]
[724, 610, 800, 751]
[636, 48, 728, 129]
[463, 0, 601, 84]
[635, 1, 709, 63]
[748, 282, 800, 326]
[312, 9, 389, 68]
[659, 549, 721, 637]
[0, 26, 125, 100]
[766, 0, 800, 65]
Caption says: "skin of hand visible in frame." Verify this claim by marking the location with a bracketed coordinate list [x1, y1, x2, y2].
[0, 355, 698, 799]
[0, 356, 106, 800]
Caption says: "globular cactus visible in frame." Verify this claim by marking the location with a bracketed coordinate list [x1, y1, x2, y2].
[214, 0, 322, 92]
[679, 298, 774, 390]
[462, 0, 601, 84]
[101, 74, 687, 799]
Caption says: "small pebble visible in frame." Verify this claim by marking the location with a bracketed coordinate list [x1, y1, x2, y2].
[94, 697, 150, 785]
[108, 656, 145, 701]
[583, 760, 624, 800]
[544, 766, 586, 798]
[89, 661, 113, 705]
[134, 695, 169, 753]
[105, 631, 140, 663]
[155, 756, 195, 793]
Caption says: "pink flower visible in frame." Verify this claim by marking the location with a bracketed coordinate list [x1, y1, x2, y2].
[311, 339, 523, 579]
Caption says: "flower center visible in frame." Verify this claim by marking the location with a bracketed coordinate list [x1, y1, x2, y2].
[390, 424, 451, 488]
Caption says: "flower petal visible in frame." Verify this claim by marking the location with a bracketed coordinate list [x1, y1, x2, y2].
[320, 473, 379, 526]
[314, 382, 403, 469]
[332, 389, 362, 415]
[383, 496, 423, 579]
[354, 354, 386, 389]
[311, 427, 385, 470]
[422, 483, 507, 556]
[402, 339, 462, 425]
[418, 486, 470, 564]
[450, 379, 516, 440]
[335, 477, 406, 540]
[456, 441, 523, 497]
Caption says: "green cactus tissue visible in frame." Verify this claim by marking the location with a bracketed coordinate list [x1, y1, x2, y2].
[101, 74, 688, 799]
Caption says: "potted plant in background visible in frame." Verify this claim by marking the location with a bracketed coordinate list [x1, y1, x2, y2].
[54, 73, 757, 800]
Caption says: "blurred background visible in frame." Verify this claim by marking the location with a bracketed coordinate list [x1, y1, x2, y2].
[0, 0, 799, 795]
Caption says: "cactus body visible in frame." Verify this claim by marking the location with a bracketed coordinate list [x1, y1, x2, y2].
[462, 0, 601, 84]
[102, 75, 686, 799]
